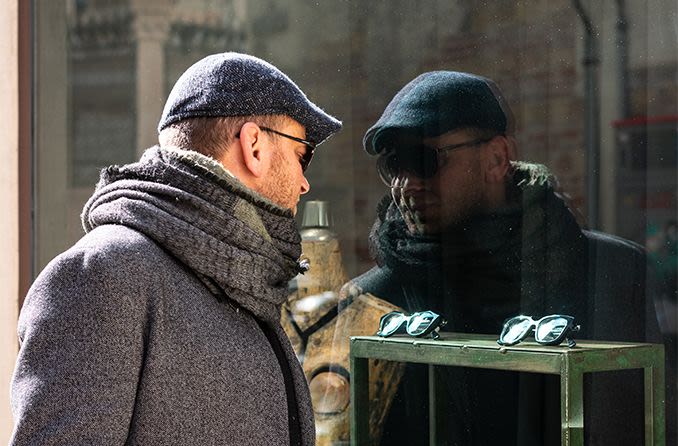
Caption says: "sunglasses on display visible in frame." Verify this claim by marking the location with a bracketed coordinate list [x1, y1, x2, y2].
[376, 310, 447, 340]
[235, 126, 316, 172]
[497, 314, 581, 348]
[376, 137, 494, 186]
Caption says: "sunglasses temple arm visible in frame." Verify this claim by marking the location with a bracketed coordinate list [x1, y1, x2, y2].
[566, 324, 581, 348]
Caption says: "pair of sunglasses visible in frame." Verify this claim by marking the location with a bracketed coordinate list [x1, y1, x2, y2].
[260, 127, 316, 172]
[377, 310, 447, 340]
[497, 314, 580, 348]
[235, 126, 316, 172]
[376, 137, 494, 185]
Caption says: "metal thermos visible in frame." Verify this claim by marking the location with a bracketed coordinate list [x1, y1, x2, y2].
[292, 200, 348, 302]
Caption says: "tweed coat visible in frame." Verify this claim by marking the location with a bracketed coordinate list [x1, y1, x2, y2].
[11, 147, 315, 446]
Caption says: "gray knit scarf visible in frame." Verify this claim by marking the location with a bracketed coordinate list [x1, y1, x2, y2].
[82, 145, 305, 323]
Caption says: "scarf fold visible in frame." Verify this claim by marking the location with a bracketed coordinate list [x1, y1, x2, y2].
[82, 146, 304, 323]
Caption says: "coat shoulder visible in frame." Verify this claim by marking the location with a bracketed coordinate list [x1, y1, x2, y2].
[23, 225, 180, 327]
[47, 225, 177, 284]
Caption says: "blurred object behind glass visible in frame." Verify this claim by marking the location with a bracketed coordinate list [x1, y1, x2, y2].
[282, 201, 404, 445]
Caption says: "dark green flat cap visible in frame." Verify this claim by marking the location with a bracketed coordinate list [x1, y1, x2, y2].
[364, 71, 513, 155]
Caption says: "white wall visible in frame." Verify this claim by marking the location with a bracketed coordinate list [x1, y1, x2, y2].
[34, 0, 69, 271]
[0, 0, 20, 442]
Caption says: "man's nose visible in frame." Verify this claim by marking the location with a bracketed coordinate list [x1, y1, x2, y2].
[397, 170, 426, 192]
[300, 174, 310, 194]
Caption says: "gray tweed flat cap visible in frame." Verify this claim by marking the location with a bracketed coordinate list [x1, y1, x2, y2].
[364, 71, 514, 155]
[158, 52, 342, 145]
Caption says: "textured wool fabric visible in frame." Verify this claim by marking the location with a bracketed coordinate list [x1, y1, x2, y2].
[353, 162, 658, 446]
[158, 52, 342, 145]
[363, 70, 514, 155]
[11, 147, 315, 445]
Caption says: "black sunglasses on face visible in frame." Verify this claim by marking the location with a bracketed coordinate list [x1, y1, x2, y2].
[497, 314, 581, 348]
[260, 127, 316, 172]
[376, 137, 494, 186]
[377, 310, 447, 340]
[235, 126, 317, 172]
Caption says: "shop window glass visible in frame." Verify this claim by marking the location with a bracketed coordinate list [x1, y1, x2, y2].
[30, 1, 678, 445]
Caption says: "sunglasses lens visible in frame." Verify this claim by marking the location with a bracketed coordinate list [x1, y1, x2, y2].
[406, 311, 439, 336]
[377, 146, 439, 185]
[396, 147, 438, 179]
[535, 316, 570, 343]
[377, 312, 406, 337]
[499, 316, 533, 345]
[377, 153, 399, 185]
[300, 148, 314, 171]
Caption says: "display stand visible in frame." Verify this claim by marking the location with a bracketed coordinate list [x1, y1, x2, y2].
[349, 333, 665, 446]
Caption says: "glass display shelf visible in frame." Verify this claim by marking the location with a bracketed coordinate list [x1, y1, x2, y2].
[349, 333, 665, 446]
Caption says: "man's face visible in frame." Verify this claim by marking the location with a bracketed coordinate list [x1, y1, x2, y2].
[391, 129, 489, 235]
[258, 119, 311, 215]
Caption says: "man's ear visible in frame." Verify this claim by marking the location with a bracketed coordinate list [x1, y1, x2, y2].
[483, 136, 511, 183]
[238, 122, 266, 178]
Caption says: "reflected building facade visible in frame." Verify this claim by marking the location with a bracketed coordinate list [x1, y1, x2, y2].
[57, 0, 678, 278]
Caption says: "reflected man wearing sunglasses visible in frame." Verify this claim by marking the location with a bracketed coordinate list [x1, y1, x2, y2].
[351, 71, 664, 445]
[381, 130, 513, 236]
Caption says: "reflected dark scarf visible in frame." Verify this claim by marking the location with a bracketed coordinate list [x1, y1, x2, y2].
[373, 199, 522, 277]
[369, 162, 586, 318]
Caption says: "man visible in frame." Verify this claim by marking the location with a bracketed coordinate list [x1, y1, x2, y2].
[10, 52, 340, 445]
[353, 71, 662, 445]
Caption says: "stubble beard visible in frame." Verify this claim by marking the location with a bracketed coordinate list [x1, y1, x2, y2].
[259, 151, 298, 213]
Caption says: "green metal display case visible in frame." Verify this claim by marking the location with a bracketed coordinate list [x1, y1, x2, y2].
[349, 333, 665, 446]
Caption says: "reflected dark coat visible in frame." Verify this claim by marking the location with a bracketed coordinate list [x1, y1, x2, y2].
[354, 163, 661, 446]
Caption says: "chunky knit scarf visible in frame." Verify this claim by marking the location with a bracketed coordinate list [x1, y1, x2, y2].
[82, 145, 305, 323]
[73, 146, 316, 445]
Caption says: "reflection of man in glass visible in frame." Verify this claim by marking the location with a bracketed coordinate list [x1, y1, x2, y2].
[352, 71, 662, 445]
